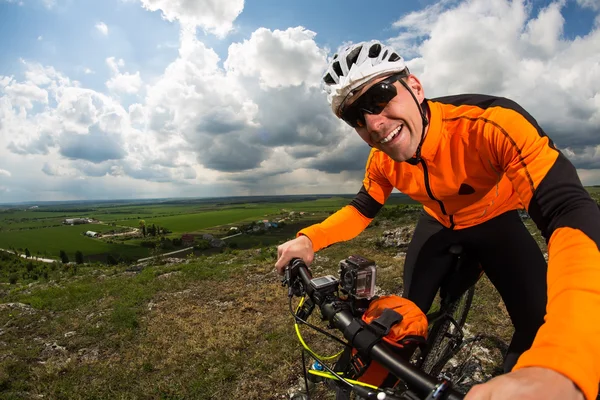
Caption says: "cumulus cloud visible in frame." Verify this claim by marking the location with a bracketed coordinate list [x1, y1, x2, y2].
[2, 80, 48, 109]
[138, 0, 244, 37]
[0, 169, 11, 177]
[577, 0, 600, 11]
[105, 57, 143, 94]
[95, 22, 109, 36]
[225, 27, 327, 89]
[390, 0, 600, 154]
[2, 0, 600, 202]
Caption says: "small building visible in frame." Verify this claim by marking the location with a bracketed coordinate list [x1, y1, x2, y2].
[181, 233, 195, 246]
[85, 231, 100, 238]
[64, 218, 90, 225]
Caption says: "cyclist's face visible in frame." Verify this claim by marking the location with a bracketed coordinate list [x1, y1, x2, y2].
[345, 74, 427, 162]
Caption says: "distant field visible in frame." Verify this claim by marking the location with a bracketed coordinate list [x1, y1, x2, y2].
[0, 188, 593, 264]
[0, 224, 149, 261]
[117, 207, 283, 233]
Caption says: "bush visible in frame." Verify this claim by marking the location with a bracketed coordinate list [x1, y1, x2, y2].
[107, 254, 118, 265]
[9, 274, 18, 285]
[59, 250, 69, 264]
[141, 241, 157, 249]
[194, 240, 211, 250]
[75, 251, 84, 265]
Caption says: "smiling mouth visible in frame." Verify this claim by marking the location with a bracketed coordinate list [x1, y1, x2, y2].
[379, 124, 403, 144]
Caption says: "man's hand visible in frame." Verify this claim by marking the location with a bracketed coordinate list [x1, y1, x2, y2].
[275, 235, 314, 275]
[465, 367, 585, 400]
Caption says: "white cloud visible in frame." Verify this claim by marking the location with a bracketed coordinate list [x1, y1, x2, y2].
[105, 57, 143, 94]
[3, 80, 48, 109]
[37, 35, 43, 41]
[577, 0, 600, 11]
[225, 27, 328, 89]
[391, 0, 600, 151]
[95, 22, 109, 36]
[2, 0, 600, 202]
[84, 68, 94, 74]
[0, 169, 11, 177]
[41, 0, 56, 8]
[138, 0, 244, 37]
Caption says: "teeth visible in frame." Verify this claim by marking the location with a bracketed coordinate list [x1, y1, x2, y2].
[380, 125, 402, 144]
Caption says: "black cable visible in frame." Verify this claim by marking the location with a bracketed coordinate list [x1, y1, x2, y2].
[301, 349, 311, 400]
[288, 296, 350, 348]
[286, 297, 360, 394]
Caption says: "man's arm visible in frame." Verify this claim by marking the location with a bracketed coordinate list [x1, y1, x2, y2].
[299, 150, 394, 252]
[485, 99, 600, 400]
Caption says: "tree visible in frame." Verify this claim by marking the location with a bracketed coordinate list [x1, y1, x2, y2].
[106, 254, 118, 265]
[59, 250, 69, 264]
[75, 250, 84, 265]
[139, 219, 146, 237]
[25, 248, 31, 258]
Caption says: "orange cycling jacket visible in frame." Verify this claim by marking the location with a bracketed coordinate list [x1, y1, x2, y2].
[298, 94, 600, 399]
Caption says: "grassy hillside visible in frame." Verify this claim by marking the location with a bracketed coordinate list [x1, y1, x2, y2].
[0, 204, 543, 400]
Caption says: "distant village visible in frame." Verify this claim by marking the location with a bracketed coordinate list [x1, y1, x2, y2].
[61, 210, 311, 250]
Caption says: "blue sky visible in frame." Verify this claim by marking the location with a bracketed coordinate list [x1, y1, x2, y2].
[0, 0, 599, 202]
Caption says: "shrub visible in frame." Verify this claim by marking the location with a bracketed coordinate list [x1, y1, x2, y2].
[59, 250, 69, 264]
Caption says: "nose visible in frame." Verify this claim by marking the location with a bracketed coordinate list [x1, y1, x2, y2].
[363, 112, 386, 133]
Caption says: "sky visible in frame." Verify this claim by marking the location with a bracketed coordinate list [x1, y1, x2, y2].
[0, 0, 599, 203]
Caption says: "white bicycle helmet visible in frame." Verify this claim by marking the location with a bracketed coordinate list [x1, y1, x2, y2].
[322, 40, 408, 116]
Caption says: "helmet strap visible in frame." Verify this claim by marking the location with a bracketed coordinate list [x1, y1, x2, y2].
[396, 78, 429, 165]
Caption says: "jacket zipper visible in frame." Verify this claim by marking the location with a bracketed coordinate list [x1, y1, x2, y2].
[419, 159, 455, 229]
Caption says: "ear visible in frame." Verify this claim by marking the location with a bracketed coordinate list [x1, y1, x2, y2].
[406, 75, 425, 102]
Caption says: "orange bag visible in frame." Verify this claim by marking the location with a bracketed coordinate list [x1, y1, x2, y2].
[361, 295, 428, 348]
[352, 295, 428, 387]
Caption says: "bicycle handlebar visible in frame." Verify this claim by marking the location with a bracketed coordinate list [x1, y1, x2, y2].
[284, 258, 464, 400]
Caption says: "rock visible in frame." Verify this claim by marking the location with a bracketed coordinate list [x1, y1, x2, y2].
[210, 239, 226, 248]
[77, 348, 99, 363]
[64, 331, 76, 338]
[157, 271, 181, 279]
[378, 226, 415, 249]
[40, 342, 68, 359]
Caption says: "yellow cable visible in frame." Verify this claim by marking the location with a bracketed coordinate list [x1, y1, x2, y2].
[294, 297, 344, 361]
[307, 370, 379, 390]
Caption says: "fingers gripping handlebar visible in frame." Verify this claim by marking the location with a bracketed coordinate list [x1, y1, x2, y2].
[282, 258, 464, 400]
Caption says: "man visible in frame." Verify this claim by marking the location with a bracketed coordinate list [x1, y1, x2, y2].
[275, 40, 600, 400]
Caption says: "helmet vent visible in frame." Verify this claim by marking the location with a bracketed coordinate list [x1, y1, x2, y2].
[332, 61, 343, 77]
[323, 73, 335, 85]
[345, 46, 362, 69]
[368, 43, 382, 58]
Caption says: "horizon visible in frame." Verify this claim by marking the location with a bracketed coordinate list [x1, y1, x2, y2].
[0, 191, 422, 207]
[1, 0, 599, 202]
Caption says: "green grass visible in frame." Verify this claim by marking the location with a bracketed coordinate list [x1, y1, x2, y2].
[0, 224, 148, 260]
[117, 207, 284, 233]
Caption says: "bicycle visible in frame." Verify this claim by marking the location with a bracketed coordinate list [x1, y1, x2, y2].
[282, 257, 465, 400]
[411, 244, 482, 380]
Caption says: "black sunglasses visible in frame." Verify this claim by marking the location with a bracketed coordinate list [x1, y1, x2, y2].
[339, 73, 406, 128]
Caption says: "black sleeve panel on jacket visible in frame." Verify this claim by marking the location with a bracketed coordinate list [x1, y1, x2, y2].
[432, 94, 556, 149]
[528, 152, 600, 250]
[349, 185, 383, 219]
